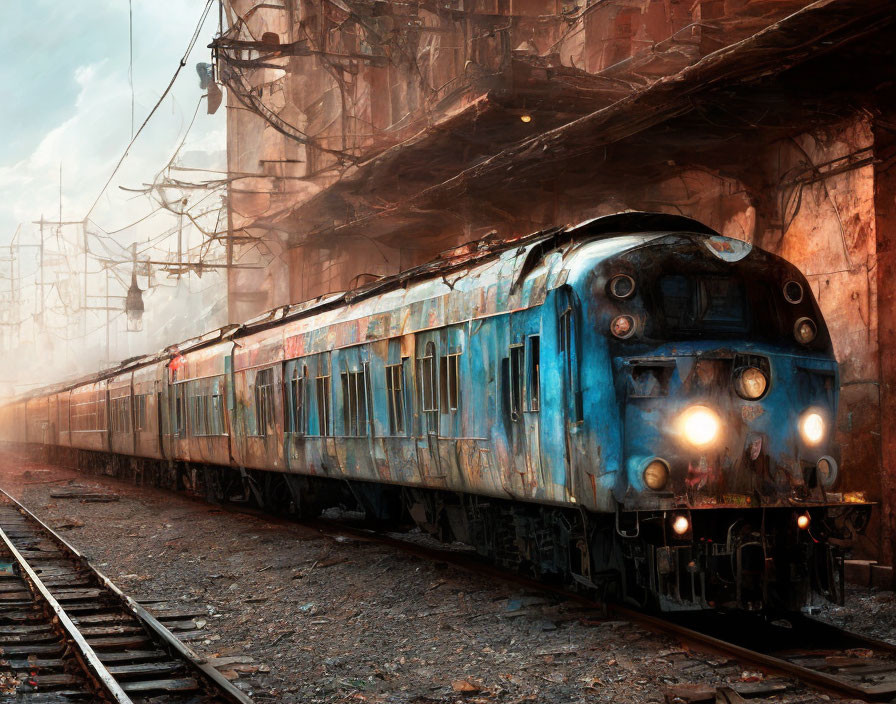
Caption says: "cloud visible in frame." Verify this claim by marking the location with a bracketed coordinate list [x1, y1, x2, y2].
[0, 1, 228, 390]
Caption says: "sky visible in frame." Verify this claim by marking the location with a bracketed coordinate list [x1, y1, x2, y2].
[0, 1, 227, 390]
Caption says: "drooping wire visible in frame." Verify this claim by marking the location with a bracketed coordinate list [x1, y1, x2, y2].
[129, 0, 135, 138]
[83, 0, 215, 220]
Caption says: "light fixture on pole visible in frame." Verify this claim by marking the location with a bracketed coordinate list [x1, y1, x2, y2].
[125, 243, 144, 332]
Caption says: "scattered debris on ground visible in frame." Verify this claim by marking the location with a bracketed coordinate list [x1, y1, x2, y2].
[0, 453, 877, 703]
[817, 587, 896, 645]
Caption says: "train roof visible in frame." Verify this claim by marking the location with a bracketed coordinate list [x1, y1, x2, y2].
[10, 212, 719, 403]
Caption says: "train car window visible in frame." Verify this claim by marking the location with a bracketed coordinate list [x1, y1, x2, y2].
[386, 363, 405, 435]
[59, 395, 70, 433]
[134, 394, 147, 431]
[211, 394, 225, 435]
[341, 369, 368, 436]
[528, 336, 540, 412]
[419, 342, 438, 434]
[315, 375, 331, 435]
[189, 393, 202, 436]
[173, 384, 186, 436]
[253, 368, 275, 437]
[110, 397, 130, 433]
[509, 345, 523, 420]
[439, 352, 461, 414]
[289, 367, 305, 435]
[200, 396, 209, 435]
[71, 394, 94, 432]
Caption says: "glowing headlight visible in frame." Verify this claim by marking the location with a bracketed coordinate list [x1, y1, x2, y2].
[799, 411, 825, 446]
[734, 367, 768, 400]
[680, 405, 721, 448]
[672, 514, 690, 535]
[643, 459, 669, 491]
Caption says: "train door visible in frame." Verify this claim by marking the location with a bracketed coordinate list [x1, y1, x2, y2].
[414, 331, 445, 484]
[506, 310, 544, 498]
[332, 344, 376, 481]
[557, 286, 582, 499]
[257, 363, 284, 471]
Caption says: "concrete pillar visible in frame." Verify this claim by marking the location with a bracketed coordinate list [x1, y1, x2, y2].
[874, 110, 896, 577]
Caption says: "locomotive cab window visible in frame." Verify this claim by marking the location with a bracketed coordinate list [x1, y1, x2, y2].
[659, 274, 747, 333]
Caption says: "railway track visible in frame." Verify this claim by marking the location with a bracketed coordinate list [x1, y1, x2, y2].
[5, 451, 895, 702]
[305, 516, 896, 702]
[0, 488, 252, 703]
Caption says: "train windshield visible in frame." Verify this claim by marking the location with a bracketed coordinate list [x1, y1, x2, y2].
[659, 274, 748, 334]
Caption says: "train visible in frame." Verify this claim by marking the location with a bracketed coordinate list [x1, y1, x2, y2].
[0, 212, 869, 613]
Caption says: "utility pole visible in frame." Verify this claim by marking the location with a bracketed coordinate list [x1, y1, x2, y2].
[38, 215, 44, 332]
[31, 214, 86, 343]
[82, 219, 88, 339]
[105, 265, 110, 364]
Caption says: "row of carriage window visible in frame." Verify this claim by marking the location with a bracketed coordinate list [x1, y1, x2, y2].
[74, 393, 149, 433]
[175, 335, 541, 439]
[70, 334, 544, 438]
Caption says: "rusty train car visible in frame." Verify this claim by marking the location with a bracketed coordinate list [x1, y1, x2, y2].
[0, 213, 868, 612]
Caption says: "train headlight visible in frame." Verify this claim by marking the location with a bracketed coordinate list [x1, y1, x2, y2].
[610, 315, 635, 339]
[794, 317, 817, 345]
[799, 411, 825, 446]
[609, 274, 636, 299]
[672, 514, 690, 535]
[643, 459, 669, 491]
[734, 367, 768, 400]
[680, 405, 720, 448]
[783, 280, 803, 304]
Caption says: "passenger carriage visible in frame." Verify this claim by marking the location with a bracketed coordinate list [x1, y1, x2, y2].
[0, 213, 867, 612]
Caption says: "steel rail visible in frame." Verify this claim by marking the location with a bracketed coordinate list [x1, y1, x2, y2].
[305, 517, 896, 702]
[0, 487, 254, 704]
[0, 513, 134, 703]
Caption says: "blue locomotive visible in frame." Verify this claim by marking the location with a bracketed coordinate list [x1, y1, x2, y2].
[0, 212, 867, 612]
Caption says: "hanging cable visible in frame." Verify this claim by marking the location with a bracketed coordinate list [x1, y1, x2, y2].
[129, 0, 135, 138]
[83, 0, 215, 220]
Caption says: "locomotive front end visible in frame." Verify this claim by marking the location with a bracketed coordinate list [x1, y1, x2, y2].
[595, 232, 867, 612]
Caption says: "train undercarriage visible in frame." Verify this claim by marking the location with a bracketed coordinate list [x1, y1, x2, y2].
[15, 443, 870, 614]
